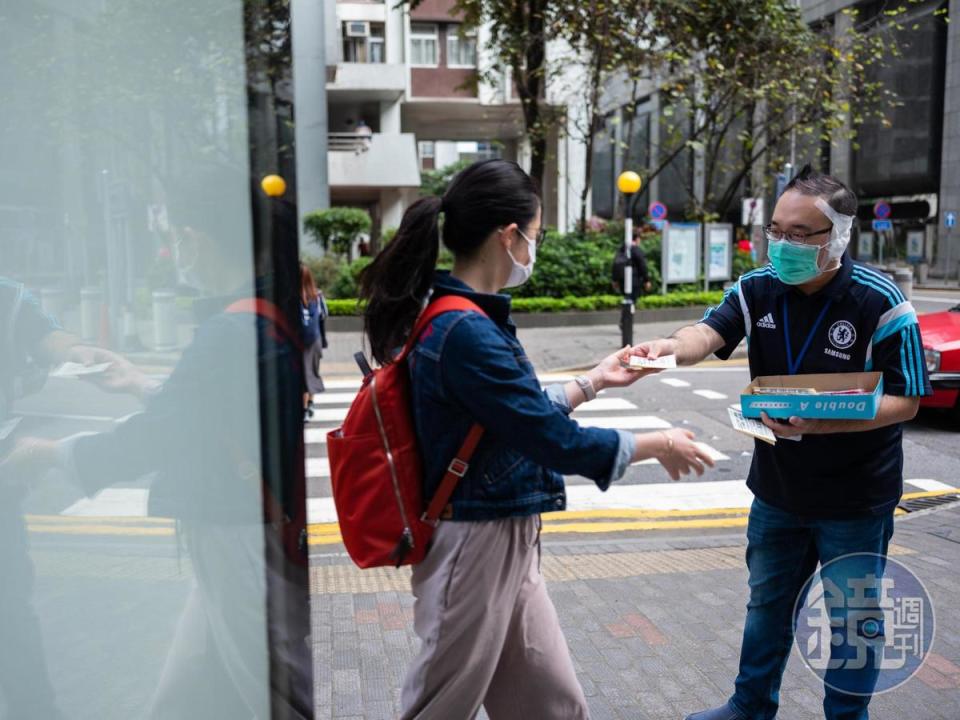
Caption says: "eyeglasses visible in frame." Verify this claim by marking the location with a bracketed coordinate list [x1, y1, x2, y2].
[518, 226, 548, 247]
[762, 224, 832, 246]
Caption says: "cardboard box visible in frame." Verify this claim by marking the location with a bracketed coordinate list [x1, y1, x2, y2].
[740, 372, 884, 420]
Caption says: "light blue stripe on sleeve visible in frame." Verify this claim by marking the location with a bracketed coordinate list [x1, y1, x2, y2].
[873, 311, 919, 345]
[900, 328, 914, 396]
[910, 324, 927, 396]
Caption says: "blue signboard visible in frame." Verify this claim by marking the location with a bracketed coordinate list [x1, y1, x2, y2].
[872, 219, 892, 232]
[946, 212, 957, 229]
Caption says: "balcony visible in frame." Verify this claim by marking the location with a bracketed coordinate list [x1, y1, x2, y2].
[327, 132, 421, 189]
[326, 62, 406, 103]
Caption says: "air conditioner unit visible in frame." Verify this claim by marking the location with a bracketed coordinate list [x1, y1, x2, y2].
[345, 21, 370, 38]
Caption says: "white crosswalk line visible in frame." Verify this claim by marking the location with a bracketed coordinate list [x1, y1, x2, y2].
[574, 398, 639, 412]
[307, 407, 350, 423]
[305, 428, 330, 444]
[565, 480, 755, 512]
[311, 392, 360, 405]
[307, 457, 331, 478]
[61, 488, 150, 517]
[693, 389, 728, 400]
[905, 479, 957, 492]
[323, 380, 362, 391]
[307, 478, 756, 523]
[578, 415, 672, 430]
[660, 378, 691, 388]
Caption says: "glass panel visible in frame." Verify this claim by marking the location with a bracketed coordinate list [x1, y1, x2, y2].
[411, 23, 438, 66]
[447, 30, 477, 67]
[369, 38, 385, 64]
[0, 1, 311, 717]
[591, 116, 616, 219]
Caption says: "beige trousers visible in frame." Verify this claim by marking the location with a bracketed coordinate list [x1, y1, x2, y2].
[399, 515, 590, 720]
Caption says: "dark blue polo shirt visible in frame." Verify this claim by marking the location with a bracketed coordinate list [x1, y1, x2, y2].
[701, 253, 931, 517]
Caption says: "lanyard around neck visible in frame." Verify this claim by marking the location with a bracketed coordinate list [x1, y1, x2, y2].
[782, 295, 833, 376]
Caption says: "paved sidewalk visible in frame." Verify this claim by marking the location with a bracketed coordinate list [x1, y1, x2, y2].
[312, 503, 960, 719]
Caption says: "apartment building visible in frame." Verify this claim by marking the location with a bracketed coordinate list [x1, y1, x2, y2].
[327, 0, 530, 237]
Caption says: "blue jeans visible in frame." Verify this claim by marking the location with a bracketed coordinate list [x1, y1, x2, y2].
[729, 498, 894, 720]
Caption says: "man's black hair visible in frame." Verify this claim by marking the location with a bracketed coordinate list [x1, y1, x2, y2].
[784, 164, 857, 216]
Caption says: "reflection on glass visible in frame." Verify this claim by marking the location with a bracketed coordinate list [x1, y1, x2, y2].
[0, 1, 311, 718]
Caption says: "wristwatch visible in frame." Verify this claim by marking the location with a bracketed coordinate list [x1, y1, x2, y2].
[574, 374, 597, 402]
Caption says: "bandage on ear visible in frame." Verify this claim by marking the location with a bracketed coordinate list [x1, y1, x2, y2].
[814, 198, 854, 260]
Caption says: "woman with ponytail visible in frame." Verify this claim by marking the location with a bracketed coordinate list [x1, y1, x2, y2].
[359, 160, 714, 719]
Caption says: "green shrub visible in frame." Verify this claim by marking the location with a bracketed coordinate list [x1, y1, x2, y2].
[330, 257, 373, 299]
[303, 207, 371, 258]
[324, 290, 724, 316]
[420, 159, 472, 197]
[302, 254, 339, 293]
[509, 228, 621, 298]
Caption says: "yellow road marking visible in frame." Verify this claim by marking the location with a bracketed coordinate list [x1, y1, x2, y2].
[23, 489, 954, 542]
[27, 524, 174, 537]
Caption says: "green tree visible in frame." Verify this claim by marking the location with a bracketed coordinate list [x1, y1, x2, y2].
[303, 207, 371, 260]
[419, 159, 473, 197]
[403, 0, 558, 192]
[627, 0, 932, 219]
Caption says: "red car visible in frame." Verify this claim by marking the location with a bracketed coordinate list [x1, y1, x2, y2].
[919, 304, 960, 417]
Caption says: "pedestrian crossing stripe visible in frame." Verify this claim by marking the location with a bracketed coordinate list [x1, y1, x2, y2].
[43, 490, 955, 541]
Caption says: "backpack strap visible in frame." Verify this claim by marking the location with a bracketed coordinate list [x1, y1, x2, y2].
[397, 294, 486, 361]
[422, 422, 485, 526]
[404, 294, 487, 526]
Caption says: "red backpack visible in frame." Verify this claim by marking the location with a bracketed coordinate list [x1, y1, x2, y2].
[327, 296, 485, 568]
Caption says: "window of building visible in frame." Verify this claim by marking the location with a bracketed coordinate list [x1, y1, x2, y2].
[446, 26, 477, 68]
[342, 21, 385, 63]
[410, 22, 439, 67]
[418, 140, 436, 170]
[591, 114, 616, 219]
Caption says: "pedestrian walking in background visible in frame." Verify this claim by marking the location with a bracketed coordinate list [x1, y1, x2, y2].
[358, 158, 715, 719]
[611, 229, 651, 300]
[632, 165, 931, 720]
[300, 263, 328, 421]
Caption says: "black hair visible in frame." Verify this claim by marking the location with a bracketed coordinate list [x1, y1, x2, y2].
[784, 164, 858, 216]
[359, 159, 540, 364]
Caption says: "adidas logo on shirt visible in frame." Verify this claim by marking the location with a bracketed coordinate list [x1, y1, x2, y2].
[756, 312, 777, 330]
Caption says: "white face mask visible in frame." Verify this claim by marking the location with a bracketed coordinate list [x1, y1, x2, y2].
[504, 228, 536, 288]
[814, 197, 854, 263]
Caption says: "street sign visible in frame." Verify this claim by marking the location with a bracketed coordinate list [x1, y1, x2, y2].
[946, 212, 957, 229]
[662, 223, 701, 291]
[873, 201, 891, 220]
[872, 219, 892, 232]
[906, 230, 925, 264]
[705, 223, 733, 283]
[741, 197, 765, 226]
[649, 201, 667, 220]
[858, 231, 874, 261]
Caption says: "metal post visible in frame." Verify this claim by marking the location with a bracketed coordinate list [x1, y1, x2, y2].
[621, 211, 634, 347]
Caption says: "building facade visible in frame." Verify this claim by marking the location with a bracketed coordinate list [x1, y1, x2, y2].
[584, 0, 957, 276]
[328, 0, 536, 238]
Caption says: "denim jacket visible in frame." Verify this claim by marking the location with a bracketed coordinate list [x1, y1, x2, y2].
[408, 272, 634, 521]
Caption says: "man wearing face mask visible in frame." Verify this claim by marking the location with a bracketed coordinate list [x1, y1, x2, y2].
[631, 165, 931, 720]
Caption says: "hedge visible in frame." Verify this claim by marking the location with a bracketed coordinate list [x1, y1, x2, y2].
[325, 290, 724, 317]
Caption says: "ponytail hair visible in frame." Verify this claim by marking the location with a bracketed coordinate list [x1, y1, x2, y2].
[359, 196, 441, 363]
[359, 159, 539, 364]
